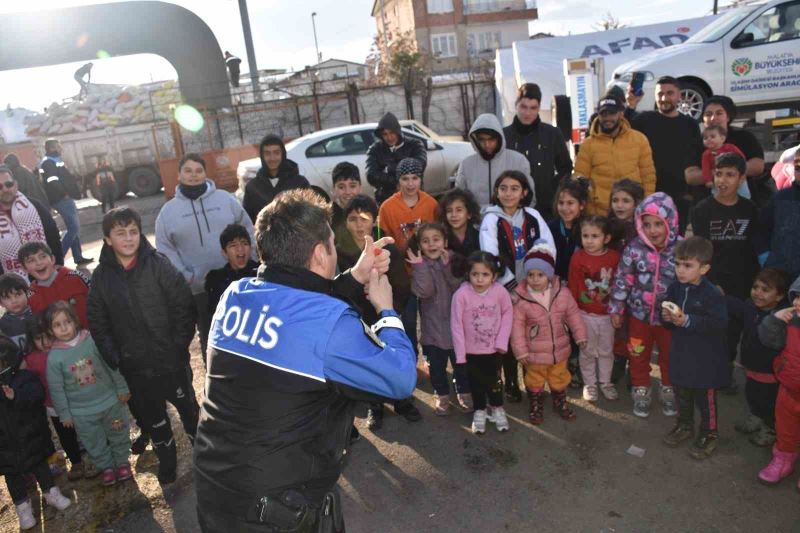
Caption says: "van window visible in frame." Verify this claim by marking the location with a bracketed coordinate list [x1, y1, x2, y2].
[733, 1, 800, 47]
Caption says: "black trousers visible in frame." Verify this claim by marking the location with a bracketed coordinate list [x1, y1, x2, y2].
[726, 314, 744, 363]
[746, 377, 779, 428]
[501, 351, 519, 389]
[126, 367, 199, 470]
[677, 386, 718, 434]
[51, 415, 82, 465]
[195, 292, 212, 364]
[5, 460, 53, 504]
[466, 354, 503, 411]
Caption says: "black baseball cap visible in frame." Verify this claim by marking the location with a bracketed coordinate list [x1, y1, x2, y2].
[597, 94, 623, 113]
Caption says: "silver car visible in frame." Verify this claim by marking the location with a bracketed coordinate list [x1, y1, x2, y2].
[237, 123, 473, 197]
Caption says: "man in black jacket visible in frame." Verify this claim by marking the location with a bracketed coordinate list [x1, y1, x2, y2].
[2, 154, 48, 208]
[0, 166, 63, 277]
[242, 134, 309, 222]
[503, 83, 572, 220]
[87, 207, 198, 484]
[38, 139, 92, 265]
[366, 112, 427, 205]
[194, 189, 417, 532]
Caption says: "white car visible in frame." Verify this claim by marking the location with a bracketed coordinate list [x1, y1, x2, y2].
[237, 123, 473, 197]
[609, 0, 800, 119]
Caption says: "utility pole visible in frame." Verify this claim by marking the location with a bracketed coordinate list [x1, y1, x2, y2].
[311, 12, 322, 65]
[713, 0, 719, 14]
[238, 0, 260, 99]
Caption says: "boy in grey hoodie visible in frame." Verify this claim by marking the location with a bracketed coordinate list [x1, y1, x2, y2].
[455, 113, 535, 210]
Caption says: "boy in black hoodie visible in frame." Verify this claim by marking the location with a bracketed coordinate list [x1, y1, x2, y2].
[204, 224, 258, 319]
[366, 112, 427, 205]
[242, 134, 309, 222]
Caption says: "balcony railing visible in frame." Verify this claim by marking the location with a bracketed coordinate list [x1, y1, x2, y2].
[462, 0, 535, 14]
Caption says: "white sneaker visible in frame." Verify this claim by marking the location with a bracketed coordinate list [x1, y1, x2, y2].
[471, 409, 488, 434]
[16, 499, 36, 530]
[660, 386, 678, 417]
[600, 383, 619, 401]
[45, 486, 71, 511]
[582, 384, 599, 402]
[491, 407, 510, 432]
[632, 386, 652, 418]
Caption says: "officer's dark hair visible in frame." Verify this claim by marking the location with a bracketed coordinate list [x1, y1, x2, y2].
[674, 236, 713, 266]
[255, 188, 332, 267]
[343, 194, 378, 221]
[465, 251, 502, 281]
[178, 152, 206, 171]
[102, 207, 142, 237]
[715, 152, 746, 176]
[219, 223, 251, 250]
[516, 83, 542, 104]
[656, 76, 681, 90]
[0, 273, 28, 300]
[17, 241, 53, 266]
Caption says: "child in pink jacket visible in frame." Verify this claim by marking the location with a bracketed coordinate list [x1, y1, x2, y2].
[511, 242, 587, 425]
[451, 251, 513, 435]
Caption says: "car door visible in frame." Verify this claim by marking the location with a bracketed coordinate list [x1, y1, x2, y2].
[725, 0, 800, 105]
[303, 130, 371, 192]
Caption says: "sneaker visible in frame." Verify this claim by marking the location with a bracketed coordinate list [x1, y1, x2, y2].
[471, 409, 488, 434]
[456, 393, 473, 412]
[490, 407, 510, 432]
[433, 394, 451, 416]
[395, 400, 422, 422]
[749, 426, 776, 447]
[15, 499, 36, 530]
[75, 257, 94, 266]
[131, 433, 150, 454]
[116, 463, 133, 482]
[44, 486, 71, 511]
[735, 414, 763, 435]
[66, 462, 84, 481]
[632, 387, 651, 418]
[582, 384, 598, 402]
[688, 432, 719, 460]
[366, 408, 383, 431]
[83, 462, 100, 479]
[600, 383, 619, 401]
[663, 423, 694, 448]
[660, 386, 677, 417]
[102, 468, 116, 486]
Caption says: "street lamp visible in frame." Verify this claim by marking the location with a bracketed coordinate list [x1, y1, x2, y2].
[311, 12, 322, 65]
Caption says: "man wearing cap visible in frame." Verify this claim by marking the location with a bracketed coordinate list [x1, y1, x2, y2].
[631, 76, 703, 225]
[574, 93, 656, 214]
[366, 112, 427, 205]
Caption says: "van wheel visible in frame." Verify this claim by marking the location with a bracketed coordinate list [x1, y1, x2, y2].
[678, 82, 707, 121]
[551, 95, 572, 142]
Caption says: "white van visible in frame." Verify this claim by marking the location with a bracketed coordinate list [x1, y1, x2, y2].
[609, 0, 800, 119]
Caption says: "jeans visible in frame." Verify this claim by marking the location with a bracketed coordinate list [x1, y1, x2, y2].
[53, 196, 85, 261]
[423, 345, 469, 396]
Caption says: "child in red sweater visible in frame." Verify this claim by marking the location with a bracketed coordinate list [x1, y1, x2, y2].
[568, 215, 620, 403]
[19, 241, 90, 328]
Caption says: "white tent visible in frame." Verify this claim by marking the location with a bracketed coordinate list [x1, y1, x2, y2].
[497, 16, 716, 125]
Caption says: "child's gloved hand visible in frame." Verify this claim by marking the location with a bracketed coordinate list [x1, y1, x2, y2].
[1, 385, 14, 400]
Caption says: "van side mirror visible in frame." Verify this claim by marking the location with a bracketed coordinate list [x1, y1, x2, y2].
[425, 139, 440, 151]
[732, 32, 755, 48]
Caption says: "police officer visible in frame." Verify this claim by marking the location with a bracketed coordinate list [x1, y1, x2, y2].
[193, 188, 418, 532]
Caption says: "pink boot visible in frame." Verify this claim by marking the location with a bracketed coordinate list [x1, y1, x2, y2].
[758, 446, 798, 485]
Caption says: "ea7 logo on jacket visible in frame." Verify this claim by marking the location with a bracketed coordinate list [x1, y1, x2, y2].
[218, 304, 283, 349]
[709, 219, 749, 241]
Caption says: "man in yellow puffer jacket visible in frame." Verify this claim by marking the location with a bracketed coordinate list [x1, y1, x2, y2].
[575, 95, 656, 214]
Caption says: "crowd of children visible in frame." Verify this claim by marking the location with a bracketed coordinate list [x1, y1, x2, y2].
[0, 137, 799, 530]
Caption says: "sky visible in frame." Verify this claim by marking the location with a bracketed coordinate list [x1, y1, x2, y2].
[0, 0, 721, 112]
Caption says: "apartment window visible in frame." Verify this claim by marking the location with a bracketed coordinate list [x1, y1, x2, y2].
[431, 33, 457, 58]
[463, 0, 499, 14]
[427, 0, 454, 13]
[467, 31, 501, 55]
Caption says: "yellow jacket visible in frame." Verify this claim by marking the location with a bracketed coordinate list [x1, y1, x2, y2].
[574, 117, 656, 214]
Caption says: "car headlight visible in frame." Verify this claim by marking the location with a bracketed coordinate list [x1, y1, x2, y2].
[617, 71, 655, 82]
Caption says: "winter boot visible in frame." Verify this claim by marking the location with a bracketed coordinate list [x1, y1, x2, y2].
[15, 499, 36, 530]
[758, 446, 799, 485]
[552, 389, 576, 421]
[527, 390, 545, 425]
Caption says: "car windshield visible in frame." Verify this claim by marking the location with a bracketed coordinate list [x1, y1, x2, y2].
[686, 7, 758, 43]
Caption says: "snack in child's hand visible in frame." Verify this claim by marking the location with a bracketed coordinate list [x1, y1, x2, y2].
[661, 301, 681, 315]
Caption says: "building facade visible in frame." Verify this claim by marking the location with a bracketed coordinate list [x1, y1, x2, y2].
[372, 0, 537, 73]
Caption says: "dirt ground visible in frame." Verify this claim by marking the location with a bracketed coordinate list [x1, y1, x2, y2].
[1, 195, 799, 532]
